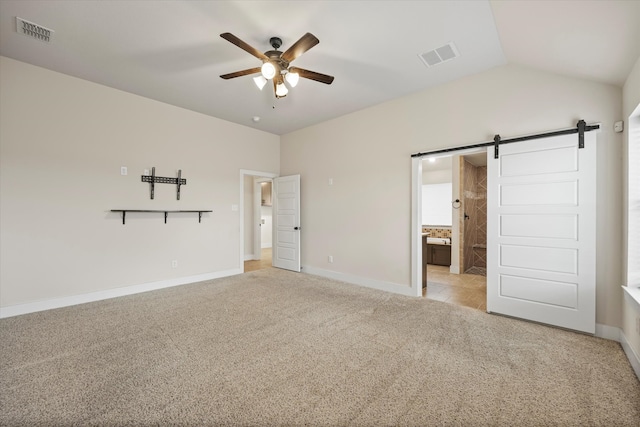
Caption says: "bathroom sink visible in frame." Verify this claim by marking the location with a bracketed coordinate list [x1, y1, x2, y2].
[426, 237, 450, 245]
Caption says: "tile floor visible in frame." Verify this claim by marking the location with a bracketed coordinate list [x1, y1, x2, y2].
[424, 264, 487, 311]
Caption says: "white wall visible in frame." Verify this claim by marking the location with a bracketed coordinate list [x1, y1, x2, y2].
[281, 63, 623, 328]
[622, 55, 640, 368]
[260, 206, 273, 248]
[422, 169, 452, 185]
[0, 56, 279, 310]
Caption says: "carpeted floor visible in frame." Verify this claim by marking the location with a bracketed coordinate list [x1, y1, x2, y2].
[1, 268, 639, 426]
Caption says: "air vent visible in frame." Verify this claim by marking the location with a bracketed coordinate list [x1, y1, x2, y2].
[16, 17, 54, 43]
[419, 42, 459, 68]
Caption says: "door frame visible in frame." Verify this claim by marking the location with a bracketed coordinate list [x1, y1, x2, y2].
[239, 169, 278, 273]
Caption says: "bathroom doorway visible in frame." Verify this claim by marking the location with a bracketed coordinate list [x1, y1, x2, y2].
[421, 152, 487, 310]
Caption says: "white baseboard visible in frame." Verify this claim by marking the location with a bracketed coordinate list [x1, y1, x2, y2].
[244, 254, 255, 261]
[302, 265, 417, 297]
[595, 323, 621, 342]
[0, 268, 241, 319]
[620, 331, 640, 381]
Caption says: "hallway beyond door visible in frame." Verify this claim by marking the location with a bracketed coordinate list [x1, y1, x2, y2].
[245, 248, 272, 272]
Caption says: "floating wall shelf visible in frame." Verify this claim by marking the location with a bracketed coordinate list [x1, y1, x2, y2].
[111, 209, 212, 225]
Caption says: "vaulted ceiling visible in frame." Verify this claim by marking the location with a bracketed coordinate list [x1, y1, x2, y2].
[1, 1, 638, 135]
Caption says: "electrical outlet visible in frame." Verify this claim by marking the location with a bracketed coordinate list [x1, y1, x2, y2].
[172, 260, 178, 268]
[328, 255, 333, 263]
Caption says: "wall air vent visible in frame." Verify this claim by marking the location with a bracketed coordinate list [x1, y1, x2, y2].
[16, 17, 54, 43]
[419, 42, 459, 68]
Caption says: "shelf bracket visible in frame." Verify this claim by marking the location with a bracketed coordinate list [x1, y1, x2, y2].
[111, 210, 211, 225]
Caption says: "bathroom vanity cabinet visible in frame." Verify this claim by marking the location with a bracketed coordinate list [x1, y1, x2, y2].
[426, 244, 451, 266]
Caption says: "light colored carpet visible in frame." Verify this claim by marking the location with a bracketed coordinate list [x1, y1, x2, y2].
[1, 268, 639, 426]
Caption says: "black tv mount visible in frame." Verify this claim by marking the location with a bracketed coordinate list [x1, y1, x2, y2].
[141, 167, 186, 200]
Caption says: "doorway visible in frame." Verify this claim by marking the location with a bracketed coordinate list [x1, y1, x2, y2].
[240, 170, 277, 273]
[245, 179, 273, 272]
[420, 151, 487, 310]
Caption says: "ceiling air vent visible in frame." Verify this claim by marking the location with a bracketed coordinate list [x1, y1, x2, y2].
[16, 17, 54, 43]
[419, 42, 459, 68]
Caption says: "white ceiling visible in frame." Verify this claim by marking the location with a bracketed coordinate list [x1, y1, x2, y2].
[1, 1, 638, 135]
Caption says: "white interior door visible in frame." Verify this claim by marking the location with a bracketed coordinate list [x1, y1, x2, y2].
[272, 175, 301, 272]
[487, 132, 596, 333]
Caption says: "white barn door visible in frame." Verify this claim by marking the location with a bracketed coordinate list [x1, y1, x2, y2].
[487, 132, 596, 334]
[272, 175, 301, 272]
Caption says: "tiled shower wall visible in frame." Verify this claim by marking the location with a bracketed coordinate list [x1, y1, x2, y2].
[460, 159, 487, 274]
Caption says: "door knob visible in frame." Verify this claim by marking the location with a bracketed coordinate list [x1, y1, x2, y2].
[294, 226, 300, 230]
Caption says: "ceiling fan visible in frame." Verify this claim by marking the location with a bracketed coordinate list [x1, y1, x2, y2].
[220, 32, 334, 99]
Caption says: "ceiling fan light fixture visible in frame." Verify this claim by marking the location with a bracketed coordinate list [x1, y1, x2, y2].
[261, 62, 276, 79]
[275, 79, 288, 97]
[253, 75, 267, 90]
[285, 70, 299, 87]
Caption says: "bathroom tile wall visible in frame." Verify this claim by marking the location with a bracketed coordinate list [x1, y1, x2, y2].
[461, 160, 487, 274]
[422, 227, 452, 238]
[474, 165, 487, 269]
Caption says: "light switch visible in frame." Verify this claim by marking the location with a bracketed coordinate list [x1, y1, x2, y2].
[120, 166, 127, 176]
[231, 204, 238, 211]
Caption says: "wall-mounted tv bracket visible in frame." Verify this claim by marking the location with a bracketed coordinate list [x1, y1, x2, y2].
[141, 167, 186, 200]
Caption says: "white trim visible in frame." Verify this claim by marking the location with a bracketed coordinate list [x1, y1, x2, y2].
[623, 285, 640, 311]
[0, 269, 240, 319]
[620, 329, 640, 381]
[595, 323, 621, 342]
[411, 157, 423, 296]
[302, 265, 418, 297]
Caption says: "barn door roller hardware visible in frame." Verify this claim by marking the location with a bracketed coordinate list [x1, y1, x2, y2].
[411, 120, 600, 159]
[141, 167, 186, 200]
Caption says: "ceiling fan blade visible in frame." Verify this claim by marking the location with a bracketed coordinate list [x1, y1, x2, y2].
[281, 33, 319, 63]
[220, 67, 262, 80]
[220, 33, 269, 61]
[290, 67, 334, 85]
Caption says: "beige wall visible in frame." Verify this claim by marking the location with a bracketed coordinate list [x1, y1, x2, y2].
[281, 63, 624, 328]
[622, 55, 640, 362]
[0, 56, 279, 308]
